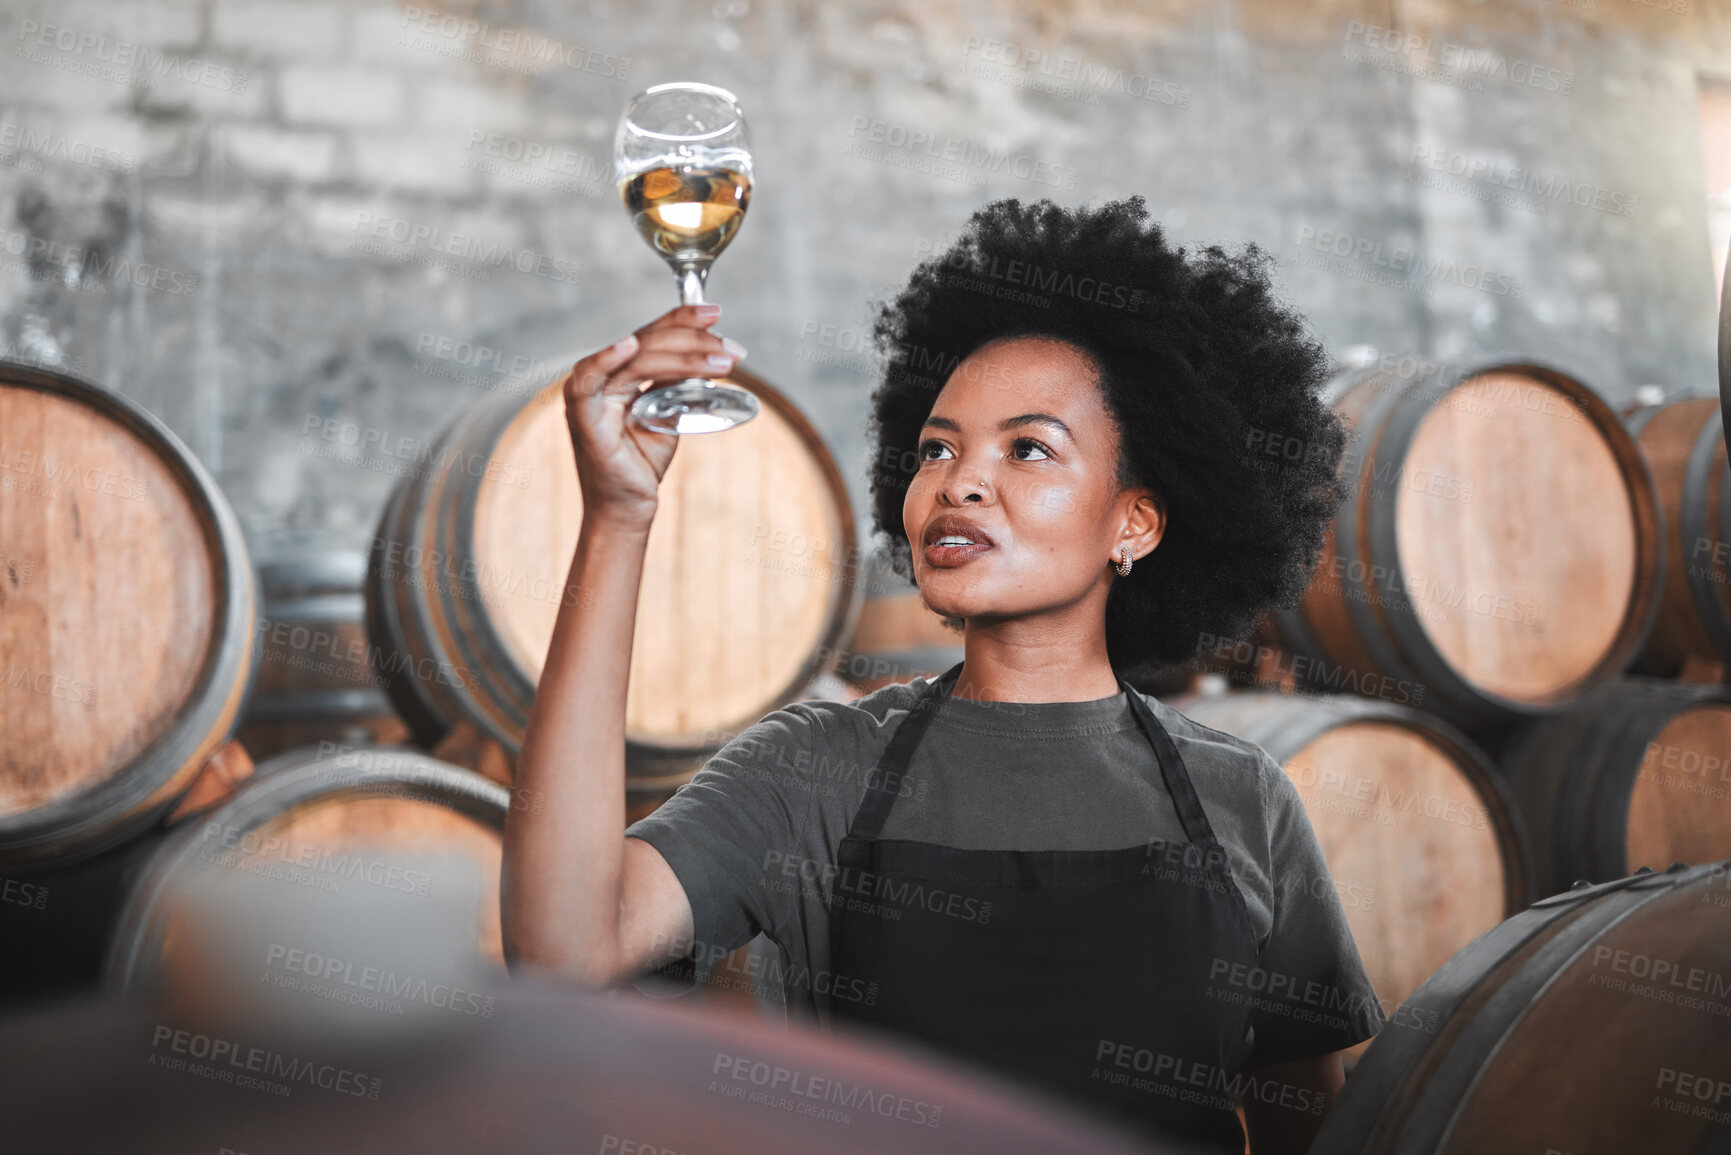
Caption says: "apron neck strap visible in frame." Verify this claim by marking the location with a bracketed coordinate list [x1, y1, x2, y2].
[1121, 680, 1225, 852]
[846, 663, 961, 841]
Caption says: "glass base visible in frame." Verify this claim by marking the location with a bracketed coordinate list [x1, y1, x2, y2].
[630, 378, 761, 434]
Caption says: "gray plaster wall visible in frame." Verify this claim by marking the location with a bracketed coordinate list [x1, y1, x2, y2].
[1, 0, 1727, 569]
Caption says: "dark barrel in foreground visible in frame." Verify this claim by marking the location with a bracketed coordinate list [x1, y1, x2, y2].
[1311, 859, 1731, 1155]
[11, 826, 1179, 1155]
[0, 975, 1180, 1155]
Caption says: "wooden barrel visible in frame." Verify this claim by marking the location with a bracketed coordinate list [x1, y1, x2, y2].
[105, 744, 510, 1003]
[104, 740, 771, 1023]
[366, 367, 859, 786]
[1312, 859, 1731, 1155]
[0, 361, 257, 869]
[1168, 688, 1532, 1056]
[239, 554, 409, 760]
[1271, 360, 1662, 730]
[1623, 396, 1731, 672]
[1503, 676, 1731, 898]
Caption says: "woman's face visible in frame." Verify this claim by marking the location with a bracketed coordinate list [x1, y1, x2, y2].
[903, 335, 1163, 626]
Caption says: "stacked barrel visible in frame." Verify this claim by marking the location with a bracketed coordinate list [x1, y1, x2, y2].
[8, 339, 1731, 1152]
[1167, 356, 1731, 1094]
[0, 362, 259, 1005]
[1165, 688, 1531, 1063]
[1300, 281, 1731, 1154]
[0, 359, 865, 1020]
[1256, 359, 1662, 728]
[363, 365, 861, 797]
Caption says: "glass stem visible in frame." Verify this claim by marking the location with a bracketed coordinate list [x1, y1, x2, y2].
[678, 265, 708, 307]
[676, 265, 712, 388]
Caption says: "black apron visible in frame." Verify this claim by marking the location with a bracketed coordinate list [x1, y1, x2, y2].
[824, 661, 1262, 1151]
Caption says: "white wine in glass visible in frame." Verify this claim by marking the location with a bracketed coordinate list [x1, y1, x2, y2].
[615, 82, 758, 434]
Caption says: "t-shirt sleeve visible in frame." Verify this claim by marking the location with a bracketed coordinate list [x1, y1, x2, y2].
[624, 704, 815, 979]
[1245, 751, 1388, 1066]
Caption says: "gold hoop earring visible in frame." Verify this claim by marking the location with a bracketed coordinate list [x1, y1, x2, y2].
[1115, 544, 1133, 577]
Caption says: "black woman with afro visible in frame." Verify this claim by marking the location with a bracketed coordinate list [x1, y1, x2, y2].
[509, 195, 1385, 1155]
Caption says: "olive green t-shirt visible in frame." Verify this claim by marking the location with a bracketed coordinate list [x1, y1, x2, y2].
[625, 674, 1386, 1066]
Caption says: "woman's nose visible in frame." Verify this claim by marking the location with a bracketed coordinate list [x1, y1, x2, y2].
[939, 462, 992, 503]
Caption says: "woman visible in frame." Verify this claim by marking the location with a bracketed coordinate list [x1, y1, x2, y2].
[503, 196, 1383, 1154]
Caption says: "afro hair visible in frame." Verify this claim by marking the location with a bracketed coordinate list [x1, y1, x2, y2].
[864, 195, 1350, 680]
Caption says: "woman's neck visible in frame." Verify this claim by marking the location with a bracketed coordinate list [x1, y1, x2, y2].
[951, 632, 1121, 704]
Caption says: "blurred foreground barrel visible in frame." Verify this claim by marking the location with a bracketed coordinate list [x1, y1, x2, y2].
[367, 367, 858, 786]
[106, 743, 789, 1024]
[106, 744, 509, 999]
[1312, 860, 1731, 1155]
[1171, 688, 1531, 1051]
[1622, 396, 1731, 672]
[1503, 676, 1731, 897]
[0, 361, 257, 869]
[0, 975, 1163, 1155]
[1273, 360, 1662, 729]
[240, 554, 409, 760]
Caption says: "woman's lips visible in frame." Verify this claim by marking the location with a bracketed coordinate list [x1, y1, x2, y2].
[922, 540, 992, 566]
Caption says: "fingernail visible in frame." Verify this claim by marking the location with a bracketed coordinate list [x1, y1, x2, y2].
[612, 334, 638, 355]
[720, 337, 748, 358]
[694, 304, 722, 318]
[707, 353, 736, 368]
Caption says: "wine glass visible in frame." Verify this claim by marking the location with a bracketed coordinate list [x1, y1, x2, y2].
[615, 81, 760, 434]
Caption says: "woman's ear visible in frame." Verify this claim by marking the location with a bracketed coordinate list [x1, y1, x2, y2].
[1127, 490, 1165, 556]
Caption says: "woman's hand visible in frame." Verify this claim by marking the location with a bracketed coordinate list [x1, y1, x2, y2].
[561, 303, 746, 528]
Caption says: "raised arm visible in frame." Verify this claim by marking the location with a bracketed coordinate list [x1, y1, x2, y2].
[500, 302, 744, 987]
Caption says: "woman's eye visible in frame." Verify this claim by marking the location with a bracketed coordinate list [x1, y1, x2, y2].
[918, 439, 951, 461]
[1012, 438, 1051, 461]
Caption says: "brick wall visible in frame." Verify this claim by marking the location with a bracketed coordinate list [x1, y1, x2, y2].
[0, 0, 1727, 567]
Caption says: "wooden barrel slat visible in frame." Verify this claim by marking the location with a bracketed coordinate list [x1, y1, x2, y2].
[0, 362, 256, 869]
[366, 369, 858, 786]
[1312, 860, 1731, 1155]
[1170, 689, 1532, 1057]
[1275, 360, 1662, 729]
[1505, 676, 1731, 897]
